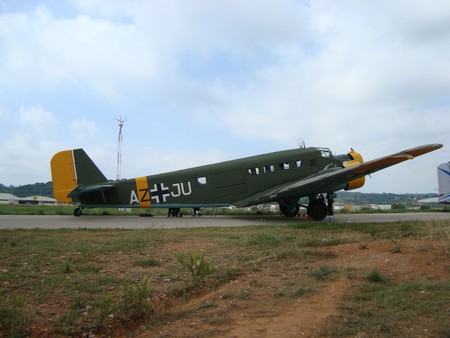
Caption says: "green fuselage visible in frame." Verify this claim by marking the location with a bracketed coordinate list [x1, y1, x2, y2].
[75, 147, 345, 209]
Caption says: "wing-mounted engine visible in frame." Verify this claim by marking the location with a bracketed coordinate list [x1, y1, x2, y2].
[341, 149, 365, 190]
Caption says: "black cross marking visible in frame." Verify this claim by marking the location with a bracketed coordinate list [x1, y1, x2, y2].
[150, 183, 170, 204]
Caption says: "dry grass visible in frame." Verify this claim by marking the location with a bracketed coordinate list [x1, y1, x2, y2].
[0, 220, 449, 337]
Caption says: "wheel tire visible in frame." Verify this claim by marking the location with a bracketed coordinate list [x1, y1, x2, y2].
[74, 207, 82, 217]
[279, 204, 299, 217]
[307, 200, 327, 221]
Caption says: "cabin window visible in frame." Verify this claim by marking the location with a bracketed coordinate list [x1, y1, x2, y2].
[248, 167, 260, 175]
[197, 176, 207, 185]
[296, 160, 302, 168]
[263, 165, 275, 173]
[279, 162, 290, 170]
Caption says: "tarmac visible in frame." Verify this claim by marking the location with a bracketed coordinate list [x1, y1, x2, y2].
[0, 212, 449, 229]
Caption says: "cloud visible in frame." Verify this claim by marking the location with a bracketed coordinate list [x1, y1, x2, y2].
[19, 106, 57, 135]
[0, 5, 158, 100]
[0, 0, 448, 192]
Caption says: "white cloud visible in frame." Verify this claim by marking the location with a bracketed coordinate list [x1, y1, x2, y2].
[0, 5, 158, 100]
[0, 0, 449, 192]
[19, 106, 57, 135]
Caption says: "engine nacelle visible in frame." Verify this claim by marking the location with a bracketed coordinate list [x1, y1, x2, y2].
[345, 176, 365, 190]
[343, 150, 365, 190]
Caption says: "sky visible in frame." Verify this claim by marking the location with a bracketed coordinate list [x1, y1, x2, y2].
[0, 0, 449, 194]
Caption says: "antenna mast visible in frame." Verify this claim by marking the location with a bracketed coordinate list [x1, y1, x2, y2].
[115, 116, 126, 180]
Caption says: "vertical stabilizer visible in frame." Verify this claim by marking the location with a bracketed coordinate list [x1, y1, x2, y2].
[51, 149, 107, 203]
[437, 162, 450, 204]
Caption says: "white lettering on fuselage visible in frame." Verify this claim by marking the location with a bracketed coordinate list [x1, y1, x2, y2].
[172, 182, 192, 197]
[130, 190, 139, 204]
[130, 181, 192, 205]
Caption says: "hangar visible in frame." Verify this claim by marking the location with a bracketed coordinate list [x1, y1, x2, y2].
[0, 193, 56, 205]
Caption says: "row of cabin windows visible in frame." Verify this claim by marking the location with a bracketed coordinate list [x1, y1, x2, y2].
[196, 159, 305, 184]
[248, 160, 302, 175]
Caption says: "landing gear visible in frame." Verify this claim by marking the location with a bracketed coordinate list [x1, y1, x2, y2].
[307, 199, 327, 221]
[192, 208, 202, 217]
[279, 202, 300, 217]
[74, 207, 83, 217]
[168, 208, 182, 217]
[306, 193, 335, 221]
[279, 193, 335, 221]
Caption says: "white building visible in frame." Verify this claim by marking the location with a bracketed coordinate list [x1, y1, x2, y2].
[0, 193, 19, 204]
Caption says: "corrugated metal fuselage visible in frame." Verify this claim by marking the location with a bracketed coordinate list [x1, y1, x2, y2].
[76, 147, 343, 209]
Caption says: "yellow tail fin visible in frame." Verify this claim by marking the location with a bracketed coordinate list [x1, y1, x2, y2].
[50, 150, 78, 203]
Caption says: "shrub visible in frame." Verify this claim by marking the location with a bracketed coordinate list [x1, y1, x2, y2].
[367, 268, 386, 283]
[120, 277, 153, 320]
[175, 250, 216, 285]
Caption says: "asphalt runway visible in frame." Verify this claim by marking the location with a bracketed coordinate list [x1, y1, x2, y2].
[0, 212, 449, 229]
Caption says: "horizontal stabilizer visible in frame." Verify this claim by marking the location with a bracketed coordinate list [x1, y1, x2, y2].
[68, 183, 115, 199]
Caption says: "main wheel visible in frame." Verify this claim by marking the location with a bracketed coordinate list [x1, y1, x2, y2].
[307, 200, 327, 221]
[279, 203, 300, 217]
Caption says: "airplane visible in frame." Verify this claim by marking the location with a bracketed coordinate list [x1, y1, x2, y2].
[437, 162, 450, 203]
[417, 162, 450, 204]
[50, 143, 443, 220]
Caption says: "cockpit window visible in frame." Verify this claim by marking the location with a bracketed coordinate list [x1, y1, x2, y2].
[320, 148, 332, 158]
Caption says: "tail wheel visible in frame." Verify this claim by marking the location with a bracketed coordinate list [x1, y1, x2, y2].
[307, 200, 327, 221]
[74, 207, 83, 217]
[279, 203, 300, 217]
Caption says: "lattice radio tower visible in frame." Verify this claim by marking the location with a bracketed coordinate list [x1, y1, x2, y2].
[115, 116, 126, 180]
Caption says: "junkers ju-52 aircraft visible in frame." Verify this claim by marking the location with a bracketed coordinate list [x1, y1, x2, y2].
[51, 143, 442, 220]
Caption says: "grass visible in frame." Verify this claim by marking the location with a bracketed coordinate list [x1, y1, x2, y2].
[1, 203, 448, 216]
[0, 220, 448, 336]
[321, 279, 450, 337]
[0, 204, 280, 216]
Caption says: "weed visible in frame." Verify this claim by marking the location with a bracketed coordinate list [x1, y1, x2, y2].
[293, 283, 314, 297]
[309, 265, 338, 281]
[366, 268, 387, 283]
[120, 277, 153, 320]
[58, 308, 80, 336]
[175, 250, 216, 285]
[216, 266, 240, 283]
[97, 292, 115, 325]
[62, 259, 73, 273]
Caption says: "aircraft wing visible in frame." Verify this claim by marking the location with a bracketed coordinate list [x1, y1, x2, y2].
[234, 144, 443, 207]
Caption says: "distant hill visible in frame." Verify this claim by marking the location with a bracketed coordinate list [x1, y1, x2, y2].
[0, 181, 438, 205]
[0, 182, 53, 198]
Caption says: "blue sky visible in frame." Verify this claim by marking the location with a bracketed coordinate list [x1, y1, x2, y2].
[0, 0, 449, 193]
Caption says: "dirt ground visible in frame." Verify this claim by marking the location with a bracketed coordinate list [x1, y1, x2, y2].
[2, 226, 448, 338]
[135, 238, 449, 338]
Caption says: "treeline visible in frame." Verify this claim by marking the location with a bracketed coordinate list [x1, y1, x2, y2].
[0, 182, 53, 198]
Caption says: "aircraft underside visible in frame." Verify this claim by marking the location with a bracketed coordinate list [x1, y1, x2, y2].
[73, 192, 333, 220]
